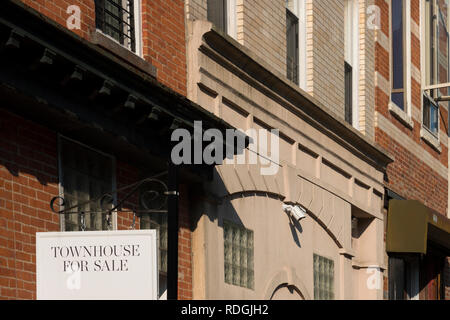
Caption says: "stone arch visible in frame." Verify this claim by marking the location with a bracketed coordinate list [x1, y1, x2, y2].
[306, 208, 343, 249]
[270, 283, 305, 300]
[262, 267, 311, 300]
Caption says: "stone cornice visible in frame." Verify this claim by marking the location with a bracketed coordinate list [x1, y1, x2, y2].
[194, 22, 393, 172]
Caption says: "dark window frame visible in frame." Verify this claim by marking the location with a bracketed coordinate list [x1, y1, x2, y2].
[423, 92, 439, 136]
[58, 136, 116, 232]
[95, 0, 136, 53]
[345, 61, 353, 125]
[286, 8, 299, 85]
[423, 0, 449, 138]
[207, 0, 227, 33]
[390, 0, 407, 111]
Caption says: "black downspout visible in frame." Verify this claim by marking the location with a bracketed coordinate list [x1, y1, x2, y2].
[167, 161, 179, 300]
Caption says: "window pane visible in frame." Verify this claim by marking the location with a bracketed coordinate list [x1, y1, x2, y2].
[140, 211, 168, 274]
[223, 220, 254, 290]
[95, 0, 136, 52]
[345, 62, 353, 124]
[392, 0, 404, 90]
[437, 0, 449, 86]
[426, 0, 436, 85]
[430, 103, 439, 134]
[423, 94, 439, 135]
[286, 9, 299, 85]
[208, 0, 227, 32]
[60, 138, 113, 232]
[423, 96, 431, 129]
[313, 254, 334, 300]
[140, 180, 169, 301]
[391, 91, 405, 110]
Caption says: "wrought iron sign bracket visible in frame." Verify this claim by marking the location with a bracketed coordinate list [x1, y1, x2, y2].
[50, 172, 169, 230]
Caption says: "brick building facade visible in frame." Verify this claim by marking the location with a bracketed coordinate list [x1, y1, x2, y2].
[0, 0, 217, 300]
[0, 109, 193, 299]
[21, 0, 186, 96]
[185, 0, 449, 300]
[374, 0, 449, 300]
[1, 0, 449, 301]
[185, 0, 392, 300]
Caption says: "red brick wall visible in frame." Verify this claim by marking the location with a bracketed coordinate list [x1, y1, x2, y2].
[375, 0, 449, 301]
[376, 128, 448, 215]
[178, 184, 192, 300]
[18, 0, 187, 96]
[374, 0, 448, 216]
[0, 110, 193, 299]
[0, 109, 59, 300]
[142, 0, 187, 95]
[21, 0, 95, 40]
[116, 161, 141, 231]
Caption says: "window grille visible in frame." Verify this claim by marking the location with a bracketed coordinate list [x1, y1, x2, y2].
[59, 138, 114, 231]
[95, 0, 136, 52]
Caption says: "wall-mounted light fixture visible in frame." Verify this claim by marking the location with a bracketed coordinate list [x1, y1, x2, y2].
[282, 203, 307, 222]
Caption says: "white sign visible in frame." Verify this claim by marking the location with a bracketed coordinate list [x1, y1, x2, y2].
[36, 230, 158, 300]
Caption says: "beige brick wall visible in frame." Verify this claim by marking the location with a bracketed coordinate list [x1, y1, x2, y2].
[185, 0, 287, 78]
[358, 0, 376, 141]
[185, 0, 377, 135]
[185, 0, 207, 21]
[237, 0, 287, 76]
[306, 0, 346, 118]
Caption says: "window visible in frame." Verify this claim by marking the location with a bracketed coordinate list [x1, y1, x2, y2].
[207, 0, 236, 38]
[59, 137, 114, 231]
[423, 0, 449, 136]
[344, 0, 359, 126]
[345, 62, 353, 124]
[208, 0, 226, 32]
[141, 212, 168, 299]
[313, 254, 334, 300]
[286, 8, 299, 85]
[223, 220, 254, 290]
[94, 0, 140, 53]
[423, 92, 439, 135]
[391, 0, 407, 111]
[286, 0, 306, 89]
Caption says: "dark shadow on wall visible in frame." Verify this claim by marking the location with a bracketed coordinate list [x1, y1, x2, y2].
[0, 108, 59, 187]
[270, 283, 306, 300]
[188, 171, 304, 253]
[288, 215, 303, 248]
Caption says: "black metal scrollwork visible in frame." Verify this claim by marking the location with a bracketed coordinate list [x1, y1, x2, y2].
[50, 172, 169, 221]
